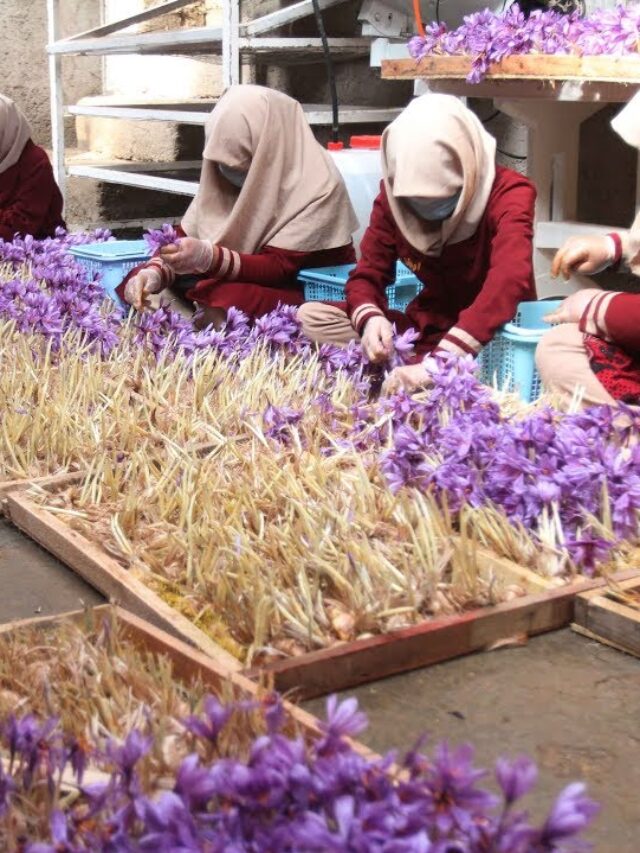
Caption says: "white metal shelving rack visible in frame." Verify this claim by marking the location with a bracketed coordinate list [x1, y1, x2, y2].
[47, 0, 403, 205]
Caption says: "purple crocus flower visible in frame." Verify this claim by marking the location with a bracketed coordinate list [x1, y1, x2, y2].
[143, 223, 180, 254]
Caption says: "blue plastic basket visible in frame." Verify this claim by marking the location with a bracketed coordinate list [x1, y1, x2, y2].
[299, 261, 421, 311]
[69, 240, 150, 302]
[478, 299, 563, 403]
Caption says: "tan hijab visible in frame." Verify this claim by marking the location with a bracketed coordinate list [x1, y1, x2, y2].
[0, 94, 31, 175]
[611, 95, 640, 272]
[382, 93, 496, 257]
[182, 85, 357, 253]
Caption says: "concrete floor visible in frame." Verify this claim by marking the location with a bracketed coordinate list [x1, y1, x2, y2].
[2, 517, 639, 850]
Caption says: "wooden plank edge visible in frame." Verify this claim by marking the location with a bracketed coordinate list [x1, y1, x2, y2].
[0, 471, 83, 515]
[571, 622, 640, 660]
[251, 574, 627, 699]
[6, 491, 242, 675]
[575, 572, 640, 602]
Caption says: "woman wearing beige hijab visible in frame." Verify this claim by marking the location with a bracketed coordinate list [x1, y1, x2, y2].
[537, 93, 640, 408]
[298, 93, 537, 393]
[121, 85, 357, 324]
[0, 94, 64, 240]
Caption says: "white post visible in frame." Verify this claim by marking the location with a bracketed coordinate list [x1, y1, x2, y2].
[47, 0, 66, 199]
[222, 0, 240, 87]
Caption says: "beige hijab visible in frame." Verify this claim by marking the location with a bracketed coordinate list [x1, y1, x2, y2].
[611, 94, 640, 272]
[0, 95, 31, 175]
[182, 85, 357, 253]
[382, 93, 496, 257]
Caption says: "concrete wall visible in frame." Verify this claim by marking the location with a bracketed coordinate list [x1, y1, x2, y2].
[0, 0, 102, 147]
[104, 0, 222, 99]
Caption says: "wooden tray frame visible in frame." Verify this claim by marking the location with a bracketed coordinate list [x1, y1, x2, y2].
[0, 604, 375, 758]
[6, 485, 633, 699]
[572, 576, 640, 658]
[0, 471, 81, 515]
[381, 55, 640, 83]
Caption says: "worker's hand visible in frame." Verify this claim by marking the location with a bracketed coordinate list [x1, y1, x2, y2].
[160, 237, 217, 275]
[552, 235, 615, 280]
[543, 288, 603, 325]
[123, 267, 163, 310]
[361, 315, 394, 363]
[382, 363, 431, 395]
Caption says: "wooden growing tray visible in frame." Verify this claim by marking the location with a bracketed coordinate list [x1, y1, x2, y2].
[0, 604, 362, 756]
[381, 55, 640, 83]
[6, 485, 622, 699]
[572, 575, 640, 658]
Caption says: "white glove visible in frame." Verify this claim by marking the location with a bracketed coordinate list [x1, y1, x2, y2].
[361, 315, 394, 363]
[123, 267, 163, 310]
[382, 363, 431, 395]
[160, 237, 217, 275]
[543, 288, 604, 325]
[552, 235, 616, 280]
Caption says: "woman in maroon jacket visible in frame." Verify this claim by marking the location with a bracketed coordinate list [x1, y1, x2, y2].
[298, 93, 536, 393]
[537, 93, 640, 408]
[0, 94, 64, 241]
[122, 85, 357, 324]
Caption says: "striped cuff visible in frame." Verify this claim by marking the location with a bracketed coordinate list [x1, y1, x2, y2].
[607, 232, 623, 267]
[209, 245, 241, 280]
[351, 303, 385, 335]
[435, 326, 482, 358]
[579, 291, 617, 340]
[148, 256, 176, 288]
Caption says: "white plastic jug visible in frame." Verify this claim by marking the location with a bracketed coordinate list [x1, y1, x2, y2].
[328, 137, 382, 258]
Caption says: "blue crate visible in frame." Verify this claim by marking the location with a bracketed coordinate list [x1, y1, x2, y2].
[69, 240, 150, 302]
[299, 261, 421, 311]
[477, 299, 563, 403]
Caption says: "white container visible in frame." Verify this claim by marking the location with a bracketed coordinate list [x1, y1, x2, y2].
[328, 138, 382, 258]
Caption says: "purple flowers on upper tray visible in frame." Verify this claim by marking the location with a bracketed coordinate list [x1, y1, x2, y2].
[0, 696, 598, 851]
[408, 3, 640, 83]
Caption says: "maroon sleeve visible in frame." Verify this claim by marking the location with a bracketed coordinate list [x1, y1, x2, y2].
[345, 185, 399, 334]
[0, 148, 60, 240]
[594, 293, 640, 352]
[209, 242, 355, 287]
[438, 173, 536, 357]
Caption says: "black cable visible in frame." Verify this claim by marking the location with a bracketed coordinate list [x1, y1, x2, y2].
[311, 0, 339, 144]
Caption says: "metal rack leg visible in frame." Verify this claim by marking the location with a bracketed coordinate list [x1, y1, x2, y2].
[222, 0, 240, 87]
[47, 0, 66, 198]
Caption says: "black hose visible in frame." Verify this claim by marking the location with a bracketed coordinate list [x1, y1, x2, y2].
[311, 0, 340, 143]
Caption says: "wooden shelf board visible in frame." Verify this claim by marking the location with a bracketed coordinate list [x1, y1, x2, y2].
[382, 54, 640, 82]
[382, 55, 640, 101]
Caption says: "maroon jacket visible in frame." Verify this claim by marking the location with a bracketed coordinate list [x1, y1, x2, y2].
[0, 140, 65, 241]
[581, 291, 640, 355]
[346, 166, 536, 357]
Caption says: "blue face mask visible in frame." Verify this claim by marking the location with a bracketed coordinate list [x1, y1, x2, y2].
[405, 191, 461, 222]
[218, 163, 247, 188]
